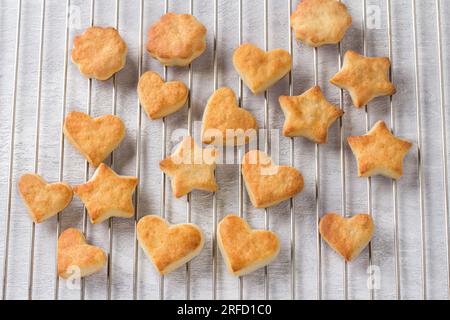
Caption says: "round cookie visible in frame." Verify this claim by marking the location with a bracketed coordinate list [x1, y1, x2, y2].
[147, 13, 207, 67]
[72, 26, 128, 80]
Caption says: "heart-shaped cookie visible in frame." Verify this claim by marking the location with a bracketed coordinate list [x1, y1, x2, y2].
[233, 43, 292, 94]
[218, 215, 280, 276]
[18, 173, 73, 223]
[138, 71, 188, 119]
[201, 87, 257, 146]
[63, 111, 125, 167]
[242, 150, 304, 208]
[58, 228, 107, 279]
[137, 215, 204, 275]
[319, 213, 375, 262]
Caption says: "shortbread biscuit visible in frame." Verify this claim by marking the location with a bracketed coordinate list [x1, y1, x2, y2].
[58, 228, 107, 279]
[242, 150, 304, 208]
[201, 87, 257, 146]
[63, 111, 125, 167]
[347, 121, 412, 179]
[233, 43, 292, 94]
[147, 13, 207, 66]
[218, 215, 280, 276]
[137, 215, 204, 275]
[279, 86, 343, 144]
[138, 71, 188, 119]
[330, 50, 396, 108]
[291, 0, 352, 47]
[72, 26, 127, 80]
[18, 174, 72, 223]
[319, 213, 374, 262]
[160, 136, 217, 198]
[72, 163, 138, 224]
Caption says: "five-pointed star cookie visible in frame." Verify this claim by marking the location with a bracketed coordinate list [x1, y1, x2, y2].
[330, 50, 396, 108]
[160, 136, 218, 198]
[347, 121, 412, 179]
[279, 86, 343, 144]
[291, 0, 352, 47]
[73, 163, 138, 224]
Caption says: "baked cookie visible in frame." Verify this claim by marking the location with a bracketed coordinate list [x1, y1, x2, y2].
[18, 174, 72, 223]
[291, 0, 352, 47]
[279, 86, 343, 144]
[63, 111, 125, 167]
[160, 136, 217, 198]
[138, 71, 188, 120]
[319, 213, 374, 262]
[137, 215, 204, 275]
[218, 215, 280, 276]
[201, 87, 257, 146]
[147, 13, 207, 66]
[72, 26, 127, 80]
[72, 163, 138, 224]
[330, 50, 396, 108]
[347, 120, 412, 179]
[233, 43, 292, 94]
[58, 228, 107, 279]
[242, 150, 304, 208]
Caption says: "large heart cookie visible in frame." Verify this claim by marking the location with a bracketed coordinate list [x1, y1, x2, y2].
[242, 150, 304, 208]
[18, 173, 73, 223]
[137, 215, 204, 275]
[201, 87, 257, 146]
[319, 213, 375, 262]
[218, 215, 280, 276]
[58, 228, 107, 279]
[233, 43, 292, 94]
[138, 71, 188, 120]
[63, 111, 125, 167]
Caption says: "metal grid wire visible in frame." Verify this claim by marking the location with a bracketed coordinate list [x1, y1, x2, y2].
[0, 0, 449, 300]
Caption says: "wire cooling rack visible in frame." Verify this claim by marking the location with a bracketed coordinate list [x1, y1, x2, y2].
[0, 0, 449, 300]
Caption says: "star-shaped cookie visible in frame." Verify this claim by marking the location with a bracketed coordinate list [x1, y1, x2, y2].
[291, 0, 352, 47]
[347, 121, 412, 179]
[147, 13, 207, 67]
[72, 163, 138, 224]
[330, 50, 396, 108]
[72, 26, 127, 80]
[279, 86, 343, 144]
[160, 136, 217, 198]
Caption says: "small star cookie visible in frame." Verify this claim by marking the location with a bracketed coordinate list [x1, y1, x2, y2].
[72, 26, 127, 80]
[279, 86, 343, 144]
[138, 71, 188, 119]
[63, 111, 125, 167]
[160, 136, 217, 198]
[218, 214, 280, 276]
[319, 213, 374, 262]
[18, 174, 73, 223]
[291, 0, 352, 47]
[73, 163, 138, 224]
[330, 50, 396, 108]
[347, 121, 412, 179]
[233, 43, 292, 94]
[147, 13, 207, 67]
[137, 215, 204, 275]
[201, 87, 257, 146]
[58, 228, 107, 279]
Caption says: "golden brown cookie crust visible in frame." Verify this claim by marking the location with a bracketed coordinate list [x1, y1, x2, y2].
[233, 43, 292, 94]
[72, 26, 127, 80]
[218, 214, 280, 276]
[319, 213, 374, 262]
[291, 0, 352, 47]
[147, 13, 207, 66]
[137, 215, 204, 275]
[18, 174, 73, 223]
[201, 87, 258, 146]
